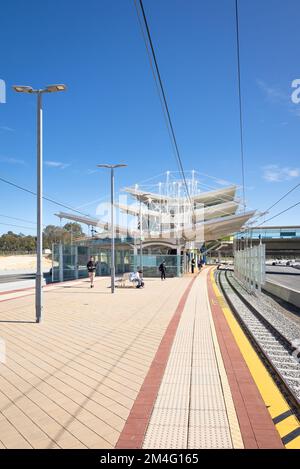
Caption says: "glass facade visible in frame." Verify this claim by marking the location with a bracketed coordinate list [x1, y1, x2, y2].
[51, 242, 183, 282]
[52, 244, 89, 282]
[132, 254, 183, 277]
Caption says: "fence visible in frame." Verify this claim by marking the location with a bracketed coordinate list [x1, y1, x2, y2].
[234, 244, 266, 293]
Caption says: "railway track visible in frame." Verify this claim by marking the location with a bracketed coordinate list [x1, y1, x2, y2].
[217, 269, 300, 416]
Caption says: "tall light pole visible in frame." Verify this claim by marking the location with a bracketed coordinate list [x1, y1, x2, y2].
[139, 198, 143, 270]
[13, 84, 67, 322]
[139, 193, 151, 271]
[97, 164, 127, 293]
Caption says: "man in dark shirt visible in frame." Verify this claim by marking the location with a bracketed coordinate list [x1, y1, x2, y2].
[87, 256, 97, 288]
[159, 261, 166, 281]
[191, 257, 196, 274]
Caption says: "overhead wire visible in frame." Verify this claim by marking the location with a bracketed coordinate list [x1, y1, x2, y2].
[133, 0, 191, 204]
[132, 2, 180, 174]
[235, 0, 246, 213]
[264, 181, 300, 214]
[0, 214, 36, 225]
[0, 222, 36, 231]
[0, 175, 91, 217]
[234, 2, 299, 226]
[256, 200, 300, 226]
[241, 180, 300, 228]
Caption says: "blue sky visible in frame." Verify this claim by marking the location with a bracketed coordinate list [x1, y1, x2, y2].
[0, 0, 299, 235]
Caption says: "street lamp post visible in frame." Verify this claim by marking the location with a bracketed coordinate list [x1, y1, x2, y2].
[97, 164, 127, 293]
[139, 193, 151, 271]
[139, 199, 143, 270]
[13, 84, 67, 322]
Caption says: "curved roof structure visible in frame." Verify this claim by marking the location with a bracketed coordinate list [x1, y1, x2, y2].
[55, 173, 255, 246]
[190, 185, 237, 205]
[115, 200, 239, 223]
[55, 208, 255, 243]
[123, 184, 237, 206]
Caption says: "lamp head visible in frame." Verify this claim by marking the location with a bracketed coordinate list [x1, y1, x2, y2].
[13, 85, 34, 93]
[97, 164, 127, 169]
[45, 84, 67, 93]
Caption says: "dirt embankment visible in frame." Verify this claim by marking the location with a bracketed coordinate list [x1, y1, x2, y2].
[0, 255, 52, 272]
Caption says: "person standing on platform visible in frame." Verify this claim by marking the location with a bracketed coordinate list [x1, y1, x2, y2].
[197, 258, 202, 271]
[87, 256, 97, 288]
[191, 257, 196, 274]
[159, 261, 166, 281]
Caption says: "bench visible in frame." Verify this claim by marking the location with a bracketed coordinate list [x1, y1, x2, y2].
[115, 273, 135, 288]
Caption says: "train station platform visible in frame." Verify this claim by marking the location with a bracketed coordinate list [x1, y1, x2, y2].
[0, 268, 298, 449]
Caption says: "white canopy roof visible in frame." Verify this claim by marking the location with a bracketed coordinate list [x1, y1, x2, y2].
[123, 185, 237, 205]
[56, 208, 255, 242]
[115, 200, 238, 223]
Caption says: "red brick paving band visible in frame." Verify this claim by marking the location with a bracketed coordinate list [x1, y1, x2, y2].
[116, 268, 283, 449]
[115, 275, 197, 449]
[0, 278, 86, 301]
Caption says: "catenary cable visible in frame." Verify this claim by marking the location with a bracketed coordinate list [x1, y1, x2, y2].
[134, 0, 191, 203]
[0, 176, 91, 217]
[257, 200, 300, 226]
[235, 0, 246, 213]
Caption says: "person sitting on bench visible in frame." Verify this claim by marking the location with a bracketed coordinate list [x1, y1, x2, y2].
[129, 270, 144, 288]
[136, 270, 144, 288]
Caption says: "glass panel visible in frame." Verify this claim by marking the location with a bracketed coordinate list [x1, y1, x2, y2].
[52, 243, 60, 282]
[130, 254, 183, 277]
[99, 250, 110, 275]
[115, 250, 123, 274]
[63, 245, 76, 280]
[77, 246, 89, 279]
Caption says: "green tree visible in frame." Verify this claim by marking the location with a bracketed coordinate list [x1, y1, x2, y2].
[0, 222, 86, 253]
[43, 225, 65, 248]
[63, 222, 84, 243]
[63, 222, 83, 236]
[0, 232, 36, 253]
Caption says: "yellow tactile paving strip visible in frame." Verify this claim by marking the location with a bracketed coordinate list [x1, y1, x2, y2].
[210, 269, 300, 449]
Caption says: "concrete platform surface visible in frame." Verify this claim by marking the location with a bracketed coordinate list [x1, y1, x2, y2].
[0, 276, 189, 448]
[0, 270, 291, 449]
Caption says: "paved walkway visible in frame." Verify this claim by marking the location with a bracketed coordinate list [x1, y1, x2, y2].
[0, 276, 190, 448]
[0, 270, 285, 449]
[142, 269, 242, 449]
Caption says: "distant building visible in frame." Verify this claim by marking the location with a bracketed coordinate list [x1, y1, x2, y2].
[235, 226, 300, 259]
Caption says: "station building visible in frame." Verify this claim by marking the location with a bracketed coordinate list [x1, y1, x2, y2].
[51, 172, 255, 281]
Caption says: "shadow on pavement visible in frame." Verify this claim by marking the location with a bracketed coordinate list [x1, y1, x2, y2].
[0, 320, 36, 324]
